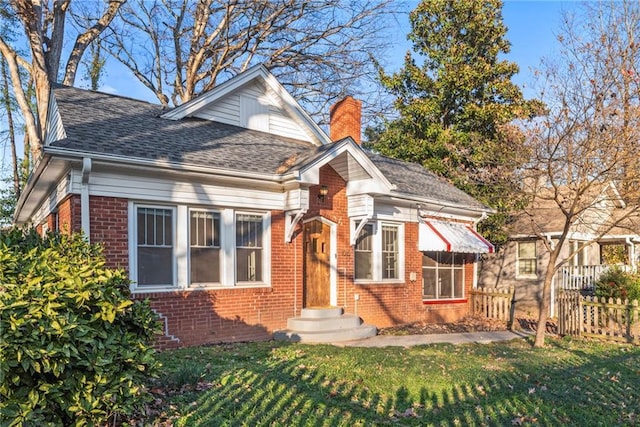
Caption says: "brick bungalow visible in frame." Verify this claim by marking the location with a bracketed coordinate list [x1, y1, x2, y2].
[14, 65, 494, 348]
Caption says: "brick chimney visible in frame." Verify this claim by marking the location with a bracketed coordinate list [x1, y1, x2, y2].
[329, 96, 362, 145]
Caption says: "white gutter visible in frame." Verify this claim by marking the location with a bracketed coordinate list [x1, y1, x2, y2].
[81, 158, 92, 240]
[43, 146, 301, 183]
[13, 153, 52, 224]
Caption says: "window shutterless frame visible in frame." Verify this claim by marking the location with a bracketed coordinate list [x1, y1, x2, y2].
[189, 209, 222, 286]
[131, 204, 177, 289]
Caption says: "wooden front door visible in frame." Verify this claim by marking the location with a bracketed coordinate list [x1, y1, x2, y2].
[303, 220, 331, 307]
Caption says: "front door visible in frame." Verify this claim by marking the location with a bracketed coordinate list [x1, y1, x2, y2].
[303, 220, 331, 307]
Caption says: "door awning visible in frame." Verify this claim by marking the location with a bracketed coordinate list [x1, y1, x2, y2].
[419, 220, 494, 253]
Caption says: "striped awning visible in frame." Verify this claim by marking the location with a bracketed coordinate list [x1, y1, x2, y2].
[419, 220, 494, 253]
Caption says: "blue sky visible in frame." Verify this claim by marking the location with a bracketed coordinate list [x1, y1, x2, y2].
[99, 1, 576, 102]
[0, 1, 578, 175]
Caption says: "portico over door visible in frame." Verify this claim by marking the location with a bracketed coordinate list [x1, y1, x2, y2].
[303, 220, 331, 307]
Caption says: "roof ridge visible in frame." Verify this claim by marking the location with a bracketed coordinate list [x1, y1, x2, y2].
[53, 84, 163, 108]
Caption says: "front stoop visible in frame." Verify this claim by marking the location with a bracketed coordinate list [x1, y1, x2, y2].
[273, 307, 377, 343]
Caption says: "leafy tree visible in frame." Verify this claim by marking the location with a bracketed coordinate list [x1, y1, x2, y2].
[370, 0, 541, 245]
[0, 229, 160, 425]
[520, 2, 640, 347]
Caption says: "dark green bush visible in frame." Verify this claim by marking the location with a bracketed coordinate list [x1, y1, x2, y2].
[594, 267, 640, 301]
[0, 228, 160, 426]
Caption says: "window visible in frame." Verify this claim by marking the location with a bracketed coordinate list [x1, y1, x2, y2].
[517, 241, 537, 277]
[136, 206, 174, 287]
[355, 223, 374, 279]
[422, 252, 465, 300]
[569, 240, 588, 267]
[382, 225, 399, 279]
[354, 221, 403, 282]
[190, 210, 221, 285]
[236, 214, 263, 282]
[131, 204, 270, 290]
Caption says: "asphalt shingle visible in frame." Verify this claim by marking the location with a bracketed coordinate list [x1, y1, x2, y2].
[50, 85, 490, 211]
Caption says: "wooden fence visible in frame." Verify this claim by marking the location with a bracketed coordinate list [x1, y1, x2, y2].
[557, 291, 640, 343]
[470, 287, 514, 322]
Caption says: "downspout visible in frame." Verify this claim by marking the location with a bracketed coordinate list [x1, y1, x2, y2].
[625, 237, 636, 272]
[81, 158, 92, 241]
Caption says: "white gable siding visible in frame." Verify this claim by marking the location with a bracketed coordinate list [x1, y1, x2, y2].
[240, 94, 269, 132]
[193, 81, 314, 142]
[45, 97, 66, 145]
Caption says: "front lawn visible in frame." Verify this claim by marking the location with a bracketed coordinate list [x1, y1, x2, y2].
[142, 337, 639, 426]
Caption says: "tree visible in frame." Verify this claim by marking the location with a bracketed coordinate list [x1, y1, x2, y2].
[521, 2, 640, 347]
[0, 0, 124, 161]
[99, 0, 394, 121]
[369, 0, 541, 245]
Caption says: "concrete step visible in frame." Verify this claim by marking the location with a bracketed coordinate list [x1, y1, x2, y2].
[273, 323, 377, 343]
[300, 307, 343, 318]
[287, 313, 362, 332]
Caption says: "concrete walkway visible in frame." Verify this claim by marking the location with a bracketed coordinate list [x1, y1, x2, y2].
[334, 330, 531, 348]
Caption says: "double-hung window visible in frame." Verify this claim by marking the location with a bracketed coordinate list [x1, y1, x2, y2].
[517, 241, 537, 278]
[236, 213, 264, 283]
[422, 252, 465, 300]
[354, 221, 402, 282]
[190, 210, 221, 285]
[136, 206, 175, 287]
[355, 223, 374, 280]
[132, 203, 269, 290]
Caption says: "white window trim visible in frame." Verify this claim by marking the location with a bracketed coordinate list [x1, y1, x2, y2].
[234, 210, 271, 287]
[421, 252, 466, 301]
[516, 240, 537, 280]
[129, 203, 178, 291]
[353, 220, 405, 284]
[188, 208, 224, 288]
[129, 203, 271, 293]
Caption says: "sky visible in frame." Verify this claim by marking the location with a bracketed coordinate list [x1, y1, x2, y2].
[0, 1, 580, 178]
[98, 1, 577, 103]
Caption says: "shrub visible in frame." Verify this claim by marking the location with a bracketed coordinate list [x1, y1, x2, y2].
[0, 228, 160, 426]
[594, 267, 640, 301]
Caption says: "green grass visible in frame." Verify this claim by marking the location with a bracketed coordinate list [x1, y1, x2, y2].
[145, 337, 640, 426]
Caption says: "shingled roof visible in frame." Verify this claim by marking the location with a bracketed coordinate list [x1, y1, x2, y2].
[51, 85, 318, 175]
[49, 85, 490, 212]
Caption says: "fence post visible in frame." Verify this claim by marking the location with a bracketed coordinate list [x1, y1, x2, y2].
[632, 300, 639, 344]
[577, 292, 583, 337]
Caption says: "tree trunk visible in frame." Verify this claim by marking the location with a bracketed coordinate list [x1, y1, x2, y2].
[0, 57, 20, 198]
[534, 251, 560, 347]
[62, 0, 125, 86]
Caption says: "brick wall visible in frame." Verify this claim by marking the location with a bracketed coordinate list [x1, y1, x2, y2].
[329, 96, 362, 144]
[37, 174, 476, 349]
[135, 210, 302, 348]
[89, 196, 129, 270]
[305, 164, 474, 329]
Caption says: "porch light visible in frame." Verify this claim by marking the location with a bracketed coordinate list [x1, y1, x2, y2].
[318, 185, 329, 202]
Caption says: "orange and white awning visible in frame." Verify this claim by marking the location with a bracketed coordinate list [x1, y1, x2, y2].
[419, 220, 494, 253]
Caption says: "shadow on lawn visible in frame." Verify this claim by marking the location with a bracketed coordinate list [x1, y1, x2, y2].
[163, 340, 639, 426]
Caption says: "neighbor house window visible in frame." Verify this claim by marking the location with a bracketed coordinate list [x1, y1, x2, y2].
[190, 210, 221, 285]
[236, 213, 264, 282]
[517, 241, 537, 277]
[136, 206, 174, 287]
[569, 240, 588, 267]
[354, 221, 403, 282]
[422, 252, 465, 300]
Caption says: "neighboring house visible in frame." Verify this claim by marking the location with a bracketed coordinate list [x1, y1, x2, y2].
[479, 185, 640, 316]
[14, 65, 494, 348]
